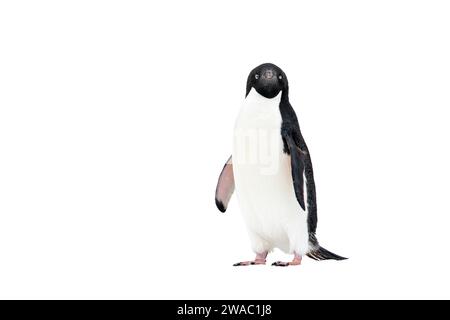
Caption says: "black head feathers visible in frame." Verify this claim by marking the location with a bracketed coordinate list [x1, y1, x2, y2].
[246, 63, 289, 100]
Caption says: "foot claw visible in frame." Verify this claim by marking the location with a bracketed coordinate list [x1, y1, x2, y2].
[272, 261, 290, 267]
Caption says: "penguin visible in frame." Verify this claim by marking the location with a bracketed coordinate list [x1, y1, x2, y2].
[215, 63, 346, 266]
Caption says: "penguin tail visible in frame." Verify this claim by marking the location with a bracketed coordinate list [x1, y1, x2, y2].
[307, 246, 348, 261]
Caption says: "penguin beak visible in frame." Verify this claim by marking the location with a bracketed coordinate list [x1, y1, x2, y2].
[263, 69, 274, 80]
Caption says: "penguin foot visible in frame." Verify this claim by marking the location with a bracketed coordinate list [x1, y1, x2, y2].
[233, 259, 266, 266]
[233, 252, 268, 266]
[272, 254, 302, 267]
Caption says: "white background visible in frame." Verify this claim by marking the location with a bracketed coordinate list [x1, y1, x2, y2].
[1, 1, 450, 299]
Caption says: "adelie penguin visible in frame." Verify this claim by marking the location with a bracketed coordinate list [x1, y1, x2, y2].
[215, 63, 347, 266]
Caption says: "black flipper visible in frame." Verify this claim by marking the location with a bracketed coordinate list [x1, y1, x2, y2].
[282, 132, 307, 211]
[215, 156, 234, 213]
[279, 99, 318, 233]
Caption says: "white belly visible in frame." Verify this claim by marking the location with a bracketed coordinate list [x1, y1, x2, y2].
[233, 89, 309, 255]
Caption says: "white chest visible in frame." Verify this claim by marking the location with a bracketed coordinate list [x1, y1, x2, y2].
[232, 89, 294, 220]
[233, 89, 283, 174]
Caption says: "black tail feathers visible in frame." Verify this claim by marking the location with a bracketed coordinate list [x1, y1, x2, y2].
[307, 246, 347, 261]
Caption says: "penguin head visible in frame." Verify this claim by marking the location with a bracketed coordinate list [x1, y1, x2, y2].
[246, 63, 288, 99]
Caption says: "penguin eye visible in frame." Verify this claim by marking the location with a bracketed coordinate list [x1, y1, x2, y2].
[255, 74, 259, 80]
[278, 75, 283, 80]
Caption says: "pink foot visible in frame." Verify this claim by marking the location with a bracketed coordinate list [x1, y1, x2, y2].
[233, 252, 268, 267]
[233, 260, 265, 266]
[272, 253, 302, 267]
